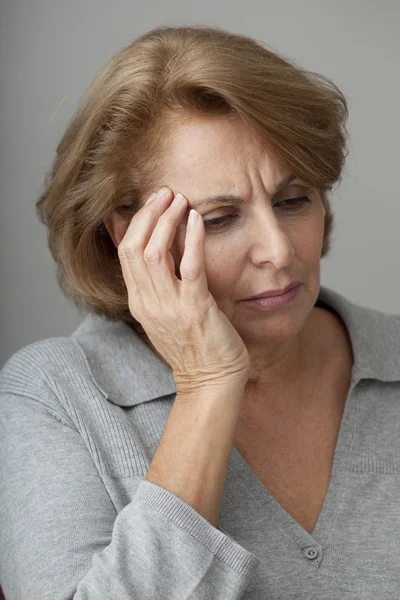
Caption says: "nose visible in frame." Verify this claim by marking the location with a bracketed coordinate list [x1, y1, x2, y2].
[248, 210, 295, 269]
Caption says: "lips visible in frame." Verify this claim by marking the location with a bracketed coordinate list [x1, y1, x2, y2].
[243, 281, 301, 300]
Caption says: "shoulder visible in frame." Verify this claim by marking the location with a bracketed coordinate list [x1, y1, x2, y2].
[0, 336, 107, 421]
[1, 336, 90, 388]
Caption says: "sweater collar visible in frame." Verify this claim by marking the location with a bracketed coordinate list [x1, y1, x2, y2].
[71, 285, 400, 407]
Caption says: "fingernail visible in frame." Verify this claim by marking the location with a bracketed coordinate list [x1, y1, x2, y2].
[171, 194, 184, 207]
[156, 186, 170, 200]
[145, 192, 157, 205]
[189, 209, 198, 225]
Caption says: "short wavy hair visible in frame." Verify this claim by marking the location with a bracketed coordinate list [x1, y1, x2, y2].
[35, 25, 349, 336]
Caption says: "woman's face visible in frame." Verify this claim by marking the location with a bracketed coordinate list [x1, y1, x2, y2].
[157, 114, 326, 346]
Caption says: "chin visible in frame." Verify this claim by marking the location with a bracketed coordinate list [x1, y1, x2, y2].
[236, 311, 305, 343]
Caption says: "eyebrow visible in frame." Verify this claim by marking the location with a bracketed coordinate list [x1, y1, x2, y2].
[192, 174, 298, 208]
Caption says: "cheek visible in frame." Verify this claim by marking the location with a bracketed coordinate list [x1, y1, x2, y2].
[204, 245, 241, 303]
[289, 216, 325, 260]
[171, 227, 239, 288]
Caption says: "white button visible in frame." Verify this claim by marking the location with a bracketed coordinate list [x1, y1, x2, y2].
[303, 546, 318, 560]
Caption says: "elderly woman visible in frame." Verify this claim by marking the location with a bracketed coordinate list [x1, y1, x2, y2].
[1, 24, 400, 600]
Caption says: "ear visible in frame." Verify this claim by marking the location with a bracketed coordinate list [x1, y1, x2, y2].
[103, 212, 129, 249]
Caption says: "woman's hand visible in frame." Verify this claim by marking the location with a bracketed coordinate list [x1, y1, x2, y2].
[117, 186, 251, 394]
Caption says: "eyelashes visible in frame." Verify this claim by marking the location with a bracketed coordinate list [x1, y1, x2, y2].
[203, 196, 312, 231]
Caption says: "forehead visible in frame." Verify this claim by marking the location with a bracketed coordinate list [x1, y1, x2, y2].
[162, 114, 282, 193]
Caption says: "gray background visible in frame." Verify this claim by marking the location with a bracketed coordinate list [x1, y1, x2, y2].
[1, 0, 399, 367]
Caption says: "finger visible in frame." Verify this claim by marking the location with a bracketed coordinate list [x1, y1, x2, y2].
[180, 208, 211, 308]
[117, 187, 173, 309]
[143, 193, 189, 302]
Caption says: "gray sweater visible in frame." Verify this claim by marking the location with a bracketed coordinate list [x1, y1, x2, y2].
[1, 285, 400, 599]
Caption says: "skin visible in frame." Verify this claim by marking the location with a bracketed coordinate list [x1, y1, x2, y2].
[105, 113, 335, 416]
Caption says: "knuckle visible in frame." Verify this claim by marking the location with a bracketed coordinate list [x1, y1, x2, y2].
[143, 247, 160, 263]
[118, 244, 131, 259]
[180, 263, 199, 280]
[118, 242, 141, 259]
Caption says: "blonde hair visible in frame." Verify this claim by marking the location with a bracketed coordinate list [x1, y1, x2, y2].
[35, 25, 349, 334]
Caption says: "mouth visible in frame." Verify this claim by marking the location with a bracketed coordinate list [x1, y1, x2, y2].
[242, 281, 302, 301]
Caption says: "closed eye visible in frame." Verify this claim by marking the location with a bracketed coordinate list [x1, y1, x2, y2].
[203, 196, 312, 231]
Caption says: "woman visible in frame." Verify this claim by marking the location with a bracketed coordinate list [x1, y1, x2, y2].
[1, 25, 400, 600]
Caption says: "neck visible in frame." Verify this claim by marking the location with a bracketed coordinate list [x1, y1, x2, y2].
[241, 307, 328, 413]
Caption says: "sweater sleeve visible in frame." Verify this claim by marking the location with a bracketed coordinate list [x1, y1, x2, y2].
[0, 373, 259, 599]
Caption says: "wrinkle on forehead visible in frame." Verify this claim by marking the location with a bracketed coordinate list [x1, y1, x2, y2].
[159, 115, 286, 200]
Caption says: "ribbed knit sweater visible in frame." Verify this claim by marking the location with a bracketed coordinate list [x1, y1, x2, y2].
[1, 285, 400, 599]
